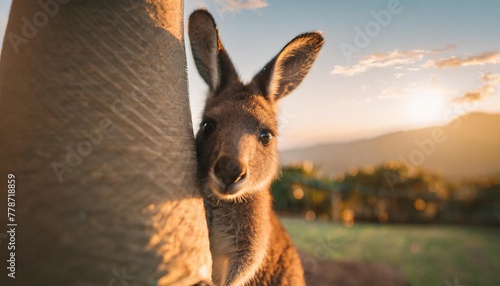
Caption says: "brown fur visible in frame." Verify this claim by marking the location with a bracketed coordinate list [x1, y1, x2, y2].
[189, 9, 323, 286]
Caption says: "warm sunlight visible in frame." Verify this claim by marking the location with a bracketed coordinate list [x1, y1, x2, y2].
[405, 89, 446, 125]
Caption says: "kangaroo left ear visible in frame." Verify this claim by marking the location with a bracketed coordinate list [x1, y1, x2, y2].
[188, 9, 240, 94]
[249, 32, 324, 101]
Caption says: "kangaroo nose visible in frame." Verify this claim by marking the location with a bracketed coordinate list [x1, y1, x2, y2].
[214, 156, 246, 190]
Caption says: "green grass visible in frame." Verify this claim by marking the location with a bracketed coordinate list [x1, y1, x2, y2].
[281, 218, 500, 286]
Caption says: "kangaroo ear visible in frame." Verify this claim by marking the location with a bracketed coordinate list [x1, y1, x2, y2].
[249, 32, 324, 101]
[188, 9, 239, 93]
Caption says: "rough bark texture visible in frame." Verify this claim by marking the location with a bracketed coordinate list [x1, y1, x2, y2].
[0, 1, 211, 285]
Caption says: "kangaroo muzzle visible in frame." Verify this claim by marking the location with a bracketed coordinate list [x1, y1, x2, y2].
[214, 156, 247, 195]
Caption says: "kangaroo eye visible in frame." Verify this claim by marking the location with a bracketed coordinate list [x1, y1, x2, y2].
[259, 130, 273, 146]
[202, 120, 216, 135]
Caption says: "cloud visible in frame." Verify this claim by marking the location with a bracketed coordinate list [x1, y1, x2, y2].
[378, 86, 411, 99]
[208, 0, 268, 12]
[453, 73, 500, 103]
[332, 50, 428, 76]
[393, 73, 404, 79]
[332, 45, 455, 76]
[424, 51, 500, 68]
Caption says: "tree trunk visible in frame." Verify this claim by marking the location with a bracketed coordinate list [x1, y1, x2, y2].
[0, 1, 211, 285]
[331, 189, 341, 223]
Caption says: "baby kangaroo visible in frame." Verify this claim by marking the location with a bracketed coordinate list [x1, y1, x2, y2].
[189, 9, 323, 286]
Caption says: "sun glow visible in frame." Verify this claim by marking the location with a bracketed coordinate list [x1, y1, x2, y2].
[405, 89, 446, 125]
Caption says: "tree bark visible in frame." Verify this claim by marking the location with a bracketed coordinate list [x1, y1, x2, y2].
[0, 1, 211, 285]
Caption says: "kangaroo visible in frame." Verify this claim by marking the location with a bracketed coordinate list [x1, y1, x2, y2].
[188, 10, 323, 286]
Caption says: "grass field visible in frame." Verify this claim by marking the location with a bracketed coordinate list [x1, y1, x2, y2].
[281, 218, 500, 286]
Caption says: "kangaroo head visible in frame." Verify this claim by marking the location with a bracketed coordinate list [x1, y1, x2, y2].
[189, 10, 323, 201]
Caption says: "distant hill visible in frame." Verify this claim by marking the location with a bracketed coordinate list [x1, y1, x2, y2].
[280, 112, 500, 178]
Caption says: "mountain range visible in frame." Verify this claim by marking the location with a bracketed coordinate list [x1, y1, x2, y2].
[280, 112, 500, 178]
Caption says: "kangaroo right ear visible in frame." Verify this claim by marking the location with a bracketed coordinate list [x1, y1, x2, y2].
[249, 32, 324, 101]
[188, 9, 239, 93]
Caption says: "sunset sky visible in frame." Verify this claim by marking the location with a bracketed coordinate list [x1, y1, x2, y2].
[1, 1, 499, 150]
[183, 0, 500, 150]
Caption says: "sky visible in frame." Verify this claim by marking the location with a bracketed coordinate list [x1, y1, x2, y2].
[183, 0, 500, 150]
[1, 1, 499, 150]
